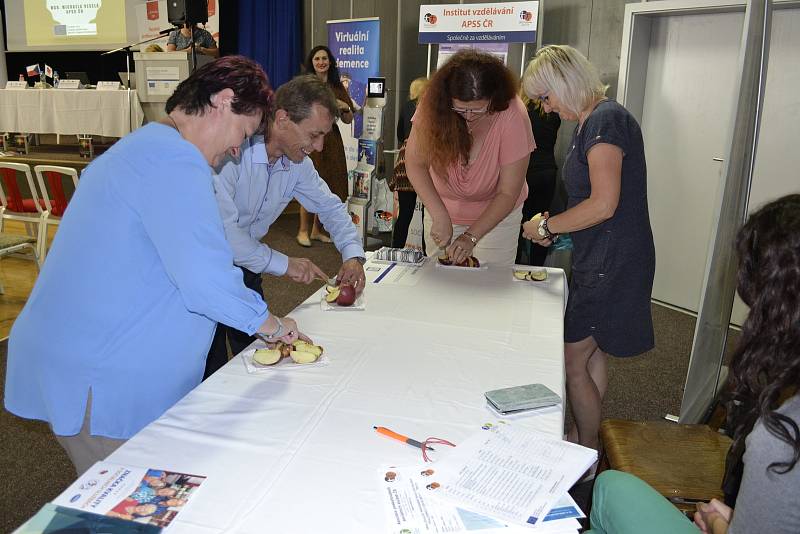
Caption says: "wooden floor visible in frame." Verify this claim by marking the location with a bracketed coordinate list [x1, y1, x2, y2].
[0, 222, 54, 340]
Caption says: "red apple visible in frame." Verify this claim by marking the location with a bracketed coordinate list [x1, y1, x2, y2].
[336, 284, 356, 306]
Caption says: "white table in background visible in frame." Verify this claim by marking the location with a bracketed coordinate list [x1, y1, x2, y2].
[106, 259, 569, 533]
[0, 88, 143, 138]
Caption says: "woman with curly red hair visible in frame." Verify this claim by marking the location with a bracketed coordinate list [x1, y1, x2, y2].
[405, 50, 535, 265]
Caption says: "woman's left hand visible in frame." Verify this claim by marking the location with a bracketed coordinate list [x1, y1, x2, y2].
[522, 212, 554, 246]
[446, 234, 476, 265]
[694, 499, 732, 533]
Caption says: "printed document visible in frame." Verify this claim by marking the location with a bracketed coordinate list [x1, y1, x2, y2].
[434, 425, 596, 528]
[380, 465, 582, 533]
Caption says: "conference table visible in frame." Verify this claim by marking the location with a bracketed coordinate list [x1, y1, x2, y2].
[106, 258, 569, 533]
[0, 88, 144, 138]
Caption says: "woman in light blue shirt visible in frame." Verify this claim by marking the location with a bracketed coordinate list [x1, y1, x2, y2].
[4, 56, 301, 475]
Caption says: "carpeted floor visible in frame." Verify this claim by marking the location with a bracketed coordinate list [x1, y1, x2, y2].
[0, 213, 739, 531]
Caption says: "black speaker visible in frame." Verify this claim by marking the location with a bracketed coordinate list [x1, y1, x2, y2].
[167, 0, 208, 25]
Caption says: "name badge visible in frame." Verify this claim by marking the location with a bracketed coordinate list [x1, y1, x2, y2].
[57, 79, 81, 89]
[96, 81, 121, 90]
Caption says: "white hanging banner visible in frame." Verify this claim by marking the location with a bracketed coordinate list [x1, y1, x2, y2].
[418, 1, 538, 44]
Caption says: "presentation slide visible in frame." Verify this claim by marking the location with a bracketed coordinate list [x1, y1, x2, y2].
[5, 1, 220, 53]
[25, 1, 126, 47]
[5, 0, 130, 51]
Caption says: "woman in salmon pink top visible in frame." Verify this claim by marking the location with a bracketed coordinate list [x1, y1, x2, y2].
[405, 50, 535, 266]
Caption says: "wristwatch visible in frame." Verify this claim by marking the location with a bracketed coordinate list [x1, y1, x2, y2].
[537, 217, 557, 240]
[352, 256, 367, 265]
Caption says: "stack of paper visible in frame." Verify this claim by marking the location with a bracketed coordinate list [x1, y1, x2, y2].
[435, 425, 597, 529]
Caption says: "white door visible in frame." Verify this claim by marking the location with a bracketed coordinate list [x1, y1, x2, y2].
[640, 11, 744, 314]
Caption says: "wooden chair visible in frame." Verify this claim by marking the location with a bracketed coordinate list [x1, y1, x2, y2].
[598, 404, 732, 514]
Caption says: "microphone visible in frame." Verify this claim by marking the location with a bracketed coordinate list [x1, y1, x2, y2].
[158, 28, 174, 35]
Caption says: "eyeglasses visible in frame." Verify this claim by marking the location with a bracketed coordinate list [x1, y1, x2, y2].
[451, 105, 489, 118]
[421, 437, 456, 462]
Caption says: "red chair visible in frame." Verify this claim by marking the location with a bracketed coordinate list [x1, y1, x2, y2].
[0, 162, 46, 258]
[33, 165, 80, 261]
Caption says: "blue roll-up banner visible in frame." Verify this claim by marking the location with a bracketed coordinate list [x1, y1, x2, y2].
[328, 17, 380, 143]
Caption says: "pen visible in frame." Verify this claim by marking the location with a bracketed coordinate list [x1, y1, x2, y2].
[374, 426, 432, 451]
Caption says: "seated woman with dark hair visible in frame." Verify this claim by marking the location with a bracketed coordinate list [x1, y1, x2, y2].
[587, 194, 800, 534]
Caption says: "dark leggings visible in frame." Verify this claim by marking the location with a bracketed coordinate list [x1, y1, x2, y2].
[392, 190, 417, 248]
[517, 167, 557, 266]
[204, 267, 263, 379]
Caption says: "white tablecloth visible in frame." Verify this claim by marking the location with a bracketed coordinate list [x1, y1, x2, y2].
[107, 260, 569, 533]
[0, 88, 144, 137]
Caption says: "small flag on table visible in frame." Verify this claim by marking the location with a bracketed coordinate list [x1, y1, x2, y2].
[44, 64, 53, 78]
[26, 64, 39, 77]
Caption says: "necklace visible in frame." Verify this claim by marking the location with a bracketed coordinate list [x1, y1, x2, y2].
[466, 114, 487, 134]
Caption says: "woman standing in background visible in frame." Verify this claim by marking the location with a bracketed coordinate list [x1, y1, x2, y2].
[517, 92, 560, 265]
[392, 77, 429, 248]
[297, 45, 355, 247]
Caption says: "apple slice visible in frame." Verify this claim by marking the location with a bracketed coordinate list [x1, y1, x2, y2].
[290, 350, 319, 364]
[253, 348, 282, 365]
[513, 270, 529, 280]
[293, 341, 323, 356]
[529, 270, 548, 281]
[325, 286, 341, 303]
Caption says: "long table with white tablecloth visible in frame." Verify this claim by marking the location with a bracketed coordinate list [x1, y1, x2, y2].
[105, 259, 570, 533]
[0, 88, 144, 138]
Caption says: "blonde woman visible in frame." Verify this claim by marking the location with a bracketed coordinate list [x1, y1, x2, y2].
[521, 45, 655, 454]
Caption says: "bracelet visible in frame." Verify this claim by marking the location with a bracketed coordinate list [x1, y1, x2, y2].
[461, 231, 479, 246]
[262, 317, 284, 340]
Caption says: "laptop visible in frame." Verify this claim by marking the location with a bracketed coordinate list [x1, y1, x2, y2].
[64, 71, 91, 85]
[117, 72, 137, 89]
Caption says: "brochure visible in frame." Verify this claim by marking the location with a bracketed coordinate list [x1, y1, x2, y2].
[14, 503, 162, 533]
[51, 462, 205, 529]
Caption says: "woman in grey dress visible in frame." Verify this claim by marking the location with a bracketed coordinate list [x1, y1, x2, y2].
[521, 45, 655, 452]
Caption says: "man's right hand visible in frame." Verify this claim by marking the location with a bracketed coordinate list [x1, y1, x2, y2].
[285, 257, 328, 284]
